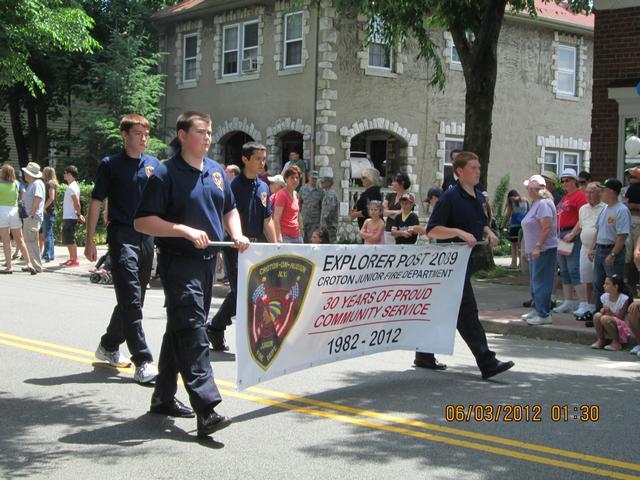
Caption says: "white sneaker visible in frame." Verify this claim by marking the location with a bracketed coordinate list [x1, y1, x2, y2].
[527, 315, 553, 326]
[573, 303, 589, 317]
[95, 344, 131, 367]
[521, 310, 537, 320]
[553, 300, 575, 314]
[630, 345, 640, 355]
[134, 362, 158, 384]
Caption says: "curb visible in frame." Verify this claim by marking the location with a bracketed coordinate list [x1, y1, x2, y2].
[481, 318, 595, 345]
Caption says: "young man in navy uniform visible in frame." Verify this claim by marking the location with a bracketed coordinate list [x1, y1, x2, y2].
[207, 141, 276, 351]
[134, 111, 249, 438]
[85, 114, 159, 383]
[419, 152, 515, 380]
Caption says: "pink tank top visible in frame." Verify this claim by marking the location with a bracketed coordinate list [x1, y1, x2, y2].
[364, 225, 385, 244]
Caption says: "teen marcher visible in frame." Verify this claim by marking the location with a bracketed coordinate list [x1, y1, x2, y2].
[134, 111, 250, 439]
[61, 165, 84, 266]
[85, 114, 160, 383]
[206, 141, 276, 351]
[417, 152, 515, 379]
[299, 170, 324, 243]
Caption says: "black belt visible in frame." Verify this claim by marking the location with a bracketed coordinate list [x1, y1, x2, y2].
[596, 244, 615, 249]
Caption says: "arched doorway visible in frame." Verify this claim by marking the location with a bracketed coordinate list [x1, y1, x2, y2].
[279, 131, 304, 168]
[220, 131, 254, 169]
[350, 129, 407, 186]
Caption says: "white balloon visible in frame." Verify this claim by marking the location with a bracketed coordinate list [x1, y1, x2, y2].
[626, 136, 640, 157]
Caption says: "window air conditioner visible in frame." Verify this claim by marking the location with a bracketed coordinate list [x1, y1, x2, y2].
[242, 58, 258, 73]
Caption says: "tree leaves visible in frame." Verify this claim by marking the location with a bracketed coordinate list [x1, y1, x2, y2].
[0, 0, 98, 94]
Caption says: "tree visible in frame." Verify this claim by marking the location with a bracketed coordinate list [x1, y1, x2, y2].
[332, 0, 591, 190]
[75, 30, 168, 177]
[0, 0, 98, 94]
[334, 0, 591, 270]
[0, 0, 98, 168]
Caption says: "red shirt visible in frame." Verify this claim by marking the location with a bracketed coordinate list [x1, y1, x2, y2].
[557, 189, 587, 230]
[274, 188, 301, 238]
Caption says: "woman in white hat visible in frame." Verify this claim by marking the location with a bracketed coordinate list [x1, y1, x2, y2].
[21, 162, 45, 273]
[520, 174, 558, 325]
[0, 163, 33, 274]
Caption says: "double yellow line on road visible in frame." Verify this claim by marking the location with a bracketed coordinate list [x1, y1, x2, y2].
[1, 331, 639, 479]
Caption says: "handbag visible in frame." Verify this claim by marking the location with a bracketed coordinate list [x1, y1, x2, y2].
[557, 239, 574, 256]
[18, 200, 28, 219]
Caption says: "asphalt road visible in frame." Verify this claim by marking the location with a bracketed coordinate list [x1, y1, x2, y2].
[1, 271, 639, 480]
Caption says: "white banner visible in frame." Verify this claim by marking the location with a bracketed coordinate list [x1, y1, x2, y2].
[235, 242, 472, 390]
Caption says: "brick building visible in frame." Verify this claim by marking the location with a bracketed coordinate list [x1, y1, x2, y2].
[590, 0, 640, 180]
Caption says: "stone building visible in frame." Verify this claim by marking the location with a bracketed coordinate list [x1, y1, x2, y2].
[590, 0, 640, 180]
[152, 0, 593, 239]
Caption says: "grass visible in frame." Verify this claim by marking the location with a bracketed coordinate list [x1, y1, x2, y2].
[472, 265, 523, 280]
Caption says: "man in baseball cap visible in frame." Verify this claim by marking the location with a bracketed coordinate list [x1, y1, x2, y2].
[589, 177, 630, 329]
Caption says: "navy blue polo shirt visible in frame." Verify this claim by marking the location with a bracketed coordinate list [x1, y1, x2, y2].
[135, 154, 236, 256]
[91, 151, 160, 227]
[427, 183, 487, 242]
[231, 172, 272, 239]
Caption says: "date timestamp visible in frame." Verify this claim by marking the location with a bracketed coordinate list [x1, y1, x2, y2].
[444, 404, 600, 423]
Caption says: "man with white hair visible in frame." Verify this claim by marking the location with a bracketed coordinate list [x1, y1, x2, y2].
[571, 182, 605, 319]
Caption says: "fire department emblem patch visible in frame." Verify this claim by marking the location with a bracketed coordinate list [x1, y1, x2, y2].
[246, 255, 315, 370]
[213, 172, 224, 191]
[261, 191, 268, 207]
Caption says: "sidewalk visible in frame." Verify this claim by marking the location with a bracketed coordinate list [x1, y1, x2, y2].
[3, 248, 633, 347]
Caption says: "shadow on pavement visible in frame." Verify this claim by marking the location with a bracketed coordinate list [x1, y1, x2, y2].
[24, 365, 129, 386]
[0, 390, 224, 478]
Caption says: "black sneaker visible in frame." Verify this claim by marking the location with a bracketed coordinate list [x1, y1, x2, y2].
[206, 328, 229, 352]
[197, 410, 232, 438]
[150, 397, 195, 418]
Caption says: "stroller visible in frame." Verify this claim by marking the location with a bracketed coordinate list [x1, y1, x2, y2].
[89, 253, 113, 285]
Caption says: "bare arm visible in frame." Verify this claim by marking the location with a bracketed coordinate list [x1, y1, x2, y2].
[71, 193, 85, 223]
[359, 219, 374, 241]
[223, 208, 250, 252]
[273, 205, 284, 242]
[29, 196, 42, 217]
[84, 199, 102, 261]
[263, 216, 277, 243]
[134, 215, 211, 249]
[44, 185, 55, 210]
[428, 225, 477, 247]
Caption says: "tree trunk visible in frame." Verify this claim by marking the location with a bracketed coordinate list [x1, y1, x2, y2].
[8, 95, 29, 168]
[36, 98, 49, 166]
[27, 103, 37, 164]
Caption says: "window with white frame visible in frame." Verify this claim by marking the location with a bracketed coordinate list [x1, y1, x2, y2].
[368, 17, 392, 70]
[451, 45, 461, 65]
[543, 150, 580, 175]
[222, 20, 259, 76]
[183, 33, 198, 82]
[444, 137, 464, 179]
[284, 11, 303, 68]
[557, 45, 577, 96]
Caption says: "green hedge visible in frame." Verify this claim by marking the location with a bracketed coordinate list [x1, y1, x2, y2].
[53, 182, 107, 246]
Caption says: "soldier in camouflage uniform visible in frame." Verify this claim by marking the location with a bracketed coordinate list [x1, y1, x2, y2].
[319, 175, 339, 243]
[299, 170, 325, 243]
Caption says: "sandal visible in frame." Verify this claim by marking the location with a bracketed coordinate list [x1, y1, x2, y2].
[21, 266, 37, 275]
[0, 269, 13, 274]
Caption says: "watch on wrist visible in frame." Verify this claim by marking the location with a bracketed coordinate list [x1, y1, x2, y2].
[610, 251, 616, 257]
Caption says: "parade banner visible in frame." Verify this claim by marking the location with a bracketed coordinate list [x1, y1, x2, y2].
[235, 242, 472, 390]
